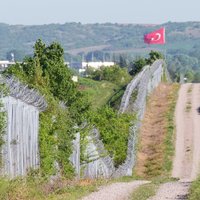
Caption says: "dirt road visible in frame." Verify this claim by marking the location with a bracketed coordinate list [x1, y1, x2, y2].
[172, 83, 200, 181]
[149, 83, 200, 200]
[81, 180, 150, 200]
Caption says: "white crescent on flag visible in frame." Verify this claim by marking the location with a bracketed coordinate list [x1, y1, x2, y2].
[151, 33, 161, 41]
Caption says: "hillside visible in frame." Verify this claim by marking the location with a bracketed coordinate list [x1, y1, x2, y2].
[1, 21, 200, 82]
[1, 21, 200, 61]
[78, 78, 120, 110]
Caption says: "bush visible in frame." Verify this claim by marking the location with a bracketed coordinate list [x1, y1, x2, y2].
[89, 106, 134, 167]
[90, 65, 131, 86]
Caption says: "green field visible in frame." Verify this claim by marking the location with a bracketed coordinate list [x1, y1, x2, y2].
[79, 77, 121, 109]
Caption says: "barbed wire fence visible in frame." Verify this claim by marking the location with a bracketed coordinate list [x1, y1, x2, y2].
[113, 60, 165, 177]
[82, 60, 168, 178]
[0, 75, 47, 178]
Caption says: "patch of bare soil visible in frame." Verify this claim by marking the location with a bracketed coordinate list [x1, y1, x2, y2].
[135, 83, 174, 178]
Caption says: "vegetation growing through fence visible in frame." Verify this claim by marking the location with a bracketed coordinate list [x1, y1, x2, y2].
[89, 106, 134, 167]
[2, 39, 139, 176]
[3, 39, 89, 177]
[0, 84, 7, 166]
[1, 37, 164, 180]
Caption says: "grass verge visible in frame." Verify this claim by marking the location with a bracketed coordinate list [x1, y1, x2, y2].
[130, 183, 157, 200]
[131, 83, 180, 200]
[0, 177, 109, 200]
[188, 177, 200, 200]
[163, 83, 180, 174]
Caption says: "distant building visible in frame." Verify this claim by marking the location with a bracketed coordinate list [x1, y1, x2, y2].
[78, 68, 86, 73]
[67, 62, 82, 69]
[68, 61, 115, 73]
[82, 61, 115, 70]
[0, 61, 15, 71]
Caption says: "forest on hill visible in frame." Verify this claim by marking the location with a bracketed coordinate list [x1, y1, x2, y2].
[1, 21, 200, 82]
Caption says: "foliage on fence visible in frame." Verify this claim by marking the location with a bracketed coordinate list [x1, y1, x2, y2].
[0, 83, 7, 166]
[89, 106, 134, 167]
[3, 40, 89, 178]
[113, 60, 165, 177]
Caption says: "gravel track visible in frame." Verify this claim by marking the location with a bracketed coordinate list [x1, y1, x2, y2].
[148, 181, 190, 200]
[172, 83, 200, 181]
[81, 180, 150, 200]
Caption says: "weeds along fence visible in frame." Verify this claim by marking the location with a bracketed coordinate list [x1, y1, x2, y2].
[0, 76, 47, 178]
[82, 60, 167, 179]
[82, 128, 115, 179]
[113, 59, 165, 177]
[0, 59, 166, 179]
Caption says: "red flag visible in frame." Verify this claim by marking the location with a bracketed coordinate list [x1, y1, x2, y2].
[144, 27, 165, 44]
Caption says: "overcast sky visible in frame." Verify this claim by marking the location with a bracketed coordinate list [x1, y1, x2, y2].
[0, 0, 199, 25]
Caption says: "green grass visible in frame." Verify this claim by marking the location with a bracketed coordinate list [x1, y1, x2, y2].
[129, 176, 178, 200]
[188, 177, 200, 200]
[79, 78, 120, 109]
[163, 84, 180, 174]
[0, 177, 110, 200]
[107, 86, 127, 110]
[130, 183, 157, 200]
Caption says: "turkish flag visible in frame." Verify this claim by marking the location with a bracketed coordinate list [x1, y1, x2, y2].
[144, 27, 165, 44]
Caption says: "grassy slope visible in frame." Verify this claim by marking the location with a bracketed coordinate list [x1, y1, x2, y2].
[79, 77, 120, 109]
[134, 83, 179, 178]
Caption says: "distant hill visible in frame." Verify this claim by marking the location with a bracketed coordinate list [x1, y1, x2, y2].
[1, 21, 200, 61]
[2, 21, 200, 82]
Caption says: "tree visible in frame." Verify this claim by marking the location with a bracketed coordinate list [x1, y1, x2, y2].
[146, 51, 163, 65]
[193, 72, 200, 83]
[129, 58, 146, 76]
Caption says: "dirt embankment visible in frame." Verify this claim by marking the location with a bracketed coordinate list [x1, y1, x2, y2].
[135, 83, 178, 178]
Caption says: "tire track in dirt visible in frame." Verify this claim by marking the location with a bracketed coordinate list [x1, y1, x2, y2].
[172, 83, 200, 181]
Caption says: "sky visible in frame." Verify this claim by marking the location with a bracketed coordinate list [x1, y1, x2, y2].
[0, 0, 200, 25]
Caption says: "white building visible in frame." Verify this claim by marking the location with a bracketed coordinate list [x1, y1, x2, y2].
[0, 61, 15, 71]
[82, 61, 115, 70]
